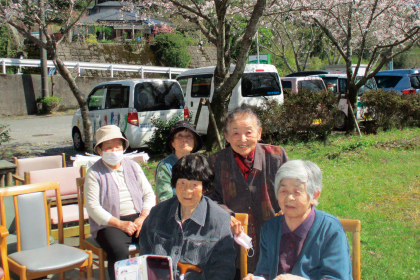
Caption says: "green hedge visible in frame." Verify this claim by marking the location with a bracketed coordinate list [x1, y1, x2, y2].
[361, 89, 420, 133]
[254, 89, 339, 143]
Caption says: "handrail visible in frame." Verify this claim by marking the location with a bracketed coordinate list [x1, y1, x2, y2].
[0, 57, 190, 79]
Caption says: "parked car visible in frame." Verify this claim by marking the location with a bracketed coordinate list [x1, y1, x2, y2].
[72, 79, 185, 150]
[280, 76, 326, 95]
[374, 69, 420, 94]
[314, 74, 377, 129]
[176, 64, 283, 134]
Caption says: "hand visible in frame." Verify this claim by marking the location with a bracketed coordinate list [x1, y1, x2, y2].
[119, 220, 138, 236]
[230, 216, 243, 235]
[134, 215, 147, 238]
[243, 273, 254, 280]
[274, 274, 306, 280]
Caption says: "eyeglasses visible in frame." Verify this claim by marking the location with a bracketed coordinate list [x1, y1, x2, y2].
[174, 134, 194, 140]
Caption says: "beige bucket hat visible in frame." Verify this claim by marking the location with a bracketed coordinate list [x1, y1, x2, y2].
[94, 125, 129, 154]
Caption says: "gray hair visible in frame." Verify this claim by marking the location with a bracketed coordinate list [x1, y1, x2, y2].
[274, 160, 323, 205]
[224, 104, 262, 134]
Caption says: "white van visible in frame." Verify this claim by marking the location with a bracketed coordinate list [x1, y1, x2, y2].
[176, 64, 283, 134]
[71, 79, 185, 150]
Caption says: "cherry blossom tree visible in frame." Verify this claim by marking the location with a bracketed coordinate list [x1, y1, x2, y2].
[131, 0, 281, 149]
[0, 0, 95, 152]
[293, 0, 420, 130]
[260, 13, 341, 73]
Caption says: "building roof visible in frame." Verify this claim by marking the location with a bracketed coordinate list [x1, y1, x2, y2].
[79, 12, 172, 28]
[80, 1, 173, 27]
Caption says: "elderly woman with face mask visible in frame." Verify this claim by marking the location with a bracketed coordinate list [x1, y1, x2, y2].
[84, 125, 156, 280]
[209, 104, 289, 274]
[244, 160, 352, 280]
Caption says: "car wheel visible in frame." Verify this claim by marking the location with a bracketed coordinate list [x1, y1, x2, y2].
[73, 128, 85, 151]
[335, 111, 347, 131]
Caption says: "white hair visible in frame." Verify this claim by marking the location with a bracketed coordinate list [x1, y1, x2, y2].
[274, 160, 323, 205]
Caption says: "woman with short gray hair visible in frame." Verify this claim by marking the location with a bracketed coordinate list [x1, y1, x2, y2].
[274, 160, 322, 205]
[244, 160, 352, 280]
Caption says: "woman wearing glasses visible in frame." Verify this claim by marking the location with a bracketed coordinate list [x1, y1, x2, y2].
[155, 120, 203, 203]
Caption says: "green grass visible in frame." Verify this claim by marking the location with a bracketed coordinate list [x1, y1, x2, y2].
[141, 128, 420, 279]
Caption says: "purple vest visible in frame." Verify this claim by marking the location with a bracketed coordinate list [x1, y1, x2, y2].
[89, 158, 144, 237]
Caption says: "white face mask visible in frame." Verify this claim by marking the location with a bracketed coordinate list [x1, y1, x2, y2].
[102, 150, 125, 166]
[234, 230, 254, 257]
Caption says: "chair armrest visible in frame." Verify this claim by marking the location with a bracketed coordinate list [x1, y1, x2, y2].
[0, 225, 9, 238]
[12, 174, 24, 184]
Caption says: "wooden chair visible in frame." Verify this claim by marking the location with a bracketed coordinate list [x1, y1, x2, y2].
[0, 225, 10, 280]
[0, 181, 93, 280]
[23, 166, 88, 239]
[13, 154, 66, 185]
[77, 177, 139, 280]
[235, 213, 249, 280]
[339, 219, 361, 280]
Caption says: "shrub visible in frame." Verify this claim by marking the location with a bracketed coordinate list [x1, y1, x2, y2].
[0, 124, 10, 145]
[360, 89, 403, 132]
[255, 89, 338, 143]
[400, 93, 420, 127]
[145, 114, 193, 154]
[36, 96, 63, 114]
[152, 33, 191, 68]
[86, 34, 98, 43]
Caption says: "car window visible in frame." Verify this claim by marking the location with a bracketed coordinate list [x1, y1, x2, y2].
[338, 79, 348, 94]
[242, 72, 281, 97]
[177, 77, 188, 97]
[191, 75, 212, 98]
[134, 81, 185, 112]
[298, 80, 326, 92]
[364, 77, 377, 89]
[87, 87, 105, 111]
[374, 76, 403, 88]
[105, 85, 129, 109]
[281, 81, 292, 90]
[320, 78, 338, 93]
[409, 75, 420, 89]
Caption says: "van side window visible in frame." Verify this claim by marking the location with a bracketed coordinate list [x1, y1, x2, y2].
[177, 78, 188, 97]
[87, 87, 105, 111]
[338, 79, 348, 94]
[191, 75, 212, 97]
[105, 86, 129, 109]
[134, 81, 185, 112]
[298, 80, 325, 92]
[281, 81, 292, 90]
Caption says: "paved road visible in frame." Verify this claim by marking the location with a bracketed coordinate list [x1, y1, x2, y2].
[2, 115, 73, 145]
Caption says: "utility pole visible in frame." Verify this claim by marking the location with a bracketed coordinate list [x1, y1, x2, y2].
[39, 0, 49, 98]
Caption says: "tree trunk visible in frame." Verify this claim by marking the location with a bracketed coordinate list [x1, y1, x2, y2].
[345, 85, 358, 133]
[205, 90, 229, 151]
[54, 57, 93, 153]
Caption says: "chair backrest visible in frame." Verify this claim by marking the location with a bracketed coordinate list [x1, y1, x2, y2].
[14, 154, 66, 178]
[77, 177, 87, 246]
[339, 219, 361, 280]
[25, 166, 82, 199]
[235, 213, 249, 280]
[0, 181, 64, 252]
